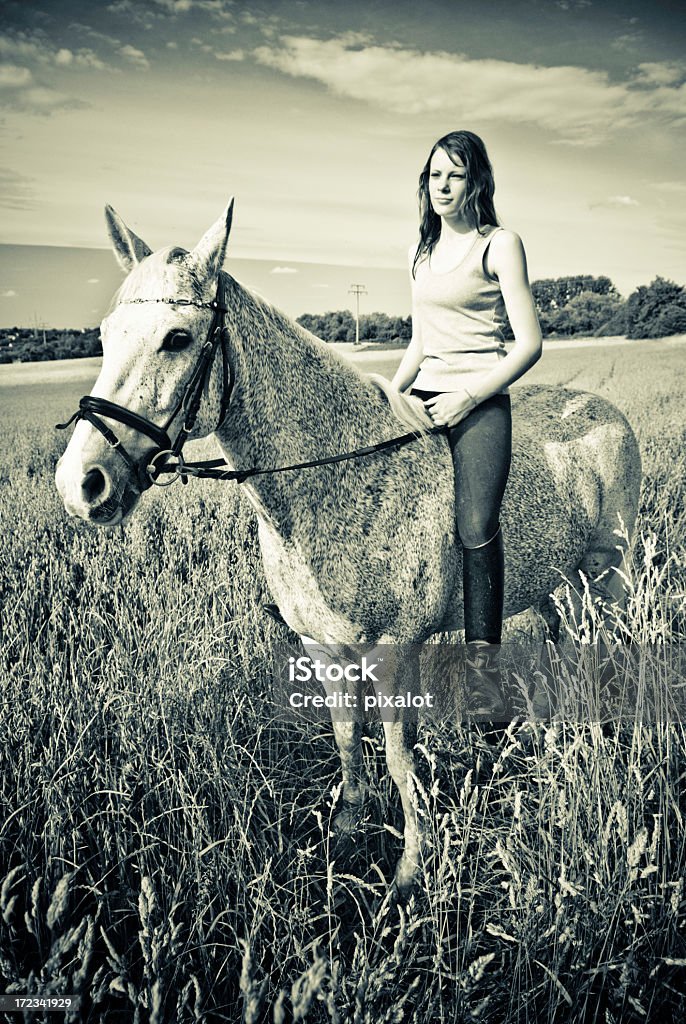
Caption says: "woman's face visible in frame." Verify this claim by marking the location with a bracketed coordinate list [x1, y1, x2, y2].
[428, 147, 468, 218]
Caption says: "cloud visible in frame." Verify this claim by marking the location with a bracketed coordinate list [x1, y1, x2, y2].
[633, 62, 685, 87]
[0, 30, 53, 65]
[0, 63, 32, 87]
[2, 289, 17, 298]
[608, 195, 639, 206]
[87, 278, 100, 284]
[78, 50, 108, 70]
[214, 49, 245, 62]
[611, 32, 643, 52]
[108, 0, 235, 22]
[590, 195, 640, 209]
[119, 44, 150, 70]
[68, 23, 122, 49]
[589, 193, 647, 209]
[153, 0, 235, 18]
[53, 47, 108, 70]
[0, 28, 112, 73]
[654, 181, 686, 194]
[252, 36, 686, 145]
[0, 63, 87, 113]
[106, 1, 155, 27]
[271, 266, 298, 274]
[0, 29, 112, 105]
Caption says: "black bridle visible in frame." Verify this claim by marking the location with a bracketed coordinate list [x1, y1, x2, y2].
[56, 282, 231, 492]
[57, 278, 445, 492]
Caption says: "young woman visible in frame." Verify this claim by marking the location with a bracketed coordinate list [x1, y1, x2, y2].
[392, 130, 542, 720]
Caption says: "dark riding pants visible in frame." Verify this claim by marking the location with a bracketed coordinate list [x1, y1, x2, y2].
[411, 390, 512, 549]
[411, 389, 512, 644]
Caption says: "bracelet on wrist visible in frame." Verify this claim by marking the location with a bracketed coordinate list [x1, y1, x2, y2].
[462, 386, 478, 409]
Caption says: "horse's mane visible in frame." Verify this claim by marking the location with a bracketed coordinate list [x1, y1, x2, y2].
[229, 273, 434, 436]
[103, 250, 433, 436]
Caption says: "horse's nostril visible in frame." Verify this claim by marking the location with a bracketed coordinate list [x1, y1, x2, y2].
[82, 467, 108, 505]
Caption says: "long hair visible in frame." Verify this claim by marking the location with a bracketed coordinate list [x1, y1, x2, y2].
[412, 131, 499, 278]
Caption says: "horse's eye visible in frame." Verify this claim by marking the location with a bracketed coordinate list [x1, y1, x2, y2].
[161, 330, 192, 353]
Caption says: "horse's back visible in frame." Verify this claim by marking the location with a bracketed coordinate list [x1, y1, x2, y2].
[511, 384, 635, 445]
[510, 385, 641, 521]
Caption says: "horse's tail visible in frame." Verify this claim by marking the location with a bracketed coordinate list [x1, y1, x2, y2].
[367, 373, 435, 433]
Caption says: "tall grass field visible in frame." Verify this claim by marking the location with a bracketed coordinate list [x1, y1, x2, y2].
[1, 338, 685, 1023]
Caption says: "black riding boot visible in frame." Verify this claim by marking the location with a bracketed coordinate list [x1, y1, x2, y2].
[463, 528, 511, 722]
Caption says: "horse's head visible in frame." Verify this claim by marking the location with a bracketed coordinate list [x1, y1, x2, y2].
[55, 201, 234, 525]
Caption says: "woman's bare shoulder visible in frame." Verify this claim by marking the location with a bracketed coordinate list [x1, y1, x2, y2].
[490, 228, 524, 251]
[488, 228, 527, 272]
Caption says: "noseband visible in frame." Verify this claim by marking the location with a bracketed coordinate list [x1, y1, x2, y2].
[56, 282, 231, 492]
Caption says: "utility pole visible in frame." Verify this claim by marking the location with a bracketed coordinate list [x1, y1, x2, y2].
[348, 284, 367, 346]
[31, 312, 47, 345]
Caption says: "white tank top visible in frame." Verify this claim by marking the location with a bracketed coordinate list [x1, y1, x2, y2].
[411, 226, 508, 393]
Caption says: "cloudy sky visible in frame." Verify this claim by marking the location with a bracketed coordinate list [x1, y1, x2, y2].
[0, 0, 684, 325]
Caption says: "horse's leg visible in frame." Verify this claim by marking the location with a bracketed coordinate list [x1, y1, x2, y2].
[300, 635, 366, 831]
[573, 424, 641, 630]
[523, 593, 562, 721]
[538, 592, 561, 644]
[327, 713, 366, 831]
[563, 538, 627, 637]
[380, 647, 424, 895]
[547, 540, 632, 720]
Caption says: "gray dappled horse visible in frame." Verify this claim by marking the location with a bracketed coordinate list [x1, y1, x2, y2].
[55, 202, 642, 892]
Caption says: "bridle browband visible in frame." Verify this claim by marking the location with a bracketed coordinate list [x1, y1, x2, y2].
[56, 277, 445, 493]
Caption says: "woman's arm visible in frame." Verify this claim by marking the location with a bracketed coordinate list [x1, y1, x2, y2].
[391, 326, 424, 392]
[426, 230, 542, 426]
[391, 249, 425, 392]
[472, 230, 542, 400]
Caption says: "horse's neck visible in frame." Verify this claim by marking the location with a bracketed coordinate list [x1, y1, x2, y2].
[216, 276, 378, 468]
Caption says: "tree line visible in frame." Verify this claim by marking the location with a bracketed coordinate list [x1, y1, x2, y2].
[1, 275, 684, 363]
[298, 275, 686, 343]
[0, 326, 101, 364]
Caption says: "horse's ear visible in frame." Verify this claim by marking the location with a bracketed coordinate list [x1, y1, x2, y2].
[188, 199, 234, 281]
[105, 205, 152, 272]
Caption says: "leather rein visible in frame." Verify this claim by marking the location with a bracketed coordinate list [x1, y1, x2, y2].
[56, 279, 442, 492]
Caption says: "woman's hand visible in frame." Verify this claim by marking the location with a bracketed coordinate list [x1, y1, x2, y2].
[423, 388, 477, 428]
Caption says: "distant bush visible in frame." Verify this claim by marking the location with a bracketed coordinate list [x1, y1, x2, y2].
[512, 273, 685, 340]
[530, 276, 622, 337]
[532, 274, 619, 313]
[595, 304, 629, 337]
[624, 277, 686, 339]
[0, 327, 101, 363]
[296, 310, 412, 343]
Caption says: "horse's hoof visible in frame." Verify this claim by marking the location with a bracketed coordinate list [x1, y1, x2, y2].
[390, 857, 420, 902]
[471, 723, 509, 748]
[332, 801, 366, 835]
